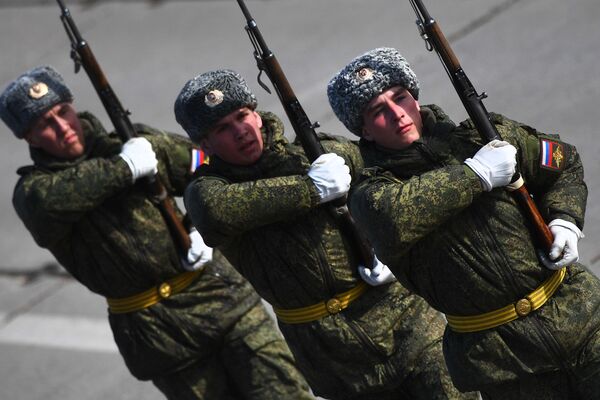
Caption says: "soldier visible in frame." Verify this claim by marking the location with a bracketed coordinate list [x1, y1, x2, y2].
[327, 47, 600, 399]
[0, 65, 314, 400]
[175, 69, 477, 400]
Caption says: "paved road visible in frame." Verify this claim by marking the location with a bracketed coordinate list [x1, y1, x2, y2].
[1, 0, 599, 399]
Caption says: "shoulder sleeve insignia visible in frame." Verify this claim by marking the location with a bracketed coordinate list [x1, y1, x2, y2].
[539, 138, 564, 171]
[190, 148, 209, 173]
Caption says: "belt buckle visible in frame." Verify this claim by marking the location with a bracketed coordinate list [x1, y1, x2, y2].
[158, 282, 172, 299]
[515, 298, 532, 317]
[326, 298, 342, 314]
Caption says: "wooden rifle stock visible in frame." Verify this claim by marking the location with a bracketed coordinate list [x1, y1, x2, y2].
[409, 0, 553, 250]
[236, 0, 375, 270]
[56, 0, 191, 254]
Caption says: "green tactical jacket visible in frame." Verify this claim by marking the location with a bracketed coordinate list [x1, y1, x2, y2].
[185, 111, 450, 399]
[13, 112, 260, 379]
[350, 105, 600, 391]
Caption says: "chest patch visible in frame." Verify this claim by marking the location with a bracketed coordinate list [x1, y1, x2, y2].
[539, 138, 564, 171]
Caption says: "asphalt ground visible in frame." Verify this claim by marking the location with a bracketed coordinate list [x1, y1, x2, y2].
[0, 0, 599, 399]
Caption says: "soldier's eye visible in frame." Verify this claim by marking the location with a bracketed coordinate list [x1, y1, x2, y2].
[212, 125, 226, 135]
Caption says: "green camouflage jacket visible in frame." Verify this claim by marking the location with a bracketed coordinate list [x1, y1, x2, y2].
[13, 112, 260, 379]
[185, 111, 451, 398]
[350, 105, 600, 391]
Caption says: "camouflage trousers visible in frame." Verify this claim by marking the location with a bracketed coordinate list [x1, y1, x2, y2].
[152, 301, 313, 400]
[446, 267, 600, 399]
[478, 363, 600, 399]
[347, 338, 479, 400]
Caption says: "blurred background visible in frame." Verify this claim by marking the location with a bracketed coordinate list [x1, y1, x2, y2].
[1, 0, 598, 398]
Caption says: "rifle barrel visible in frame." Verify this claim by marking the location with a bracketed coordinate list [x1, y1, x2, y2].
[236, 0, 375, 271]
[56, 0, 192, 254]
[409, 0, 554, 251]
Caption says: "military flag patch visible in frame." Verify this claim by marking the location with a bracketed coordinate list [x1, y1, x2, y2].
[539, 138, 564, 171]
[190, 148, 209, 173]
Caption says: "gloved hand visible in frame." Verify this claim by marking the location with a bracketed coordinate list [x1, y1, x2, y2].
[464, 140, 517, 191]
[358, 255, 396, 286]
[307, 153, 351, 203]
[538, 219, 584, 270]
[181, 228, 213, 271]
[119, 137, 158, 182]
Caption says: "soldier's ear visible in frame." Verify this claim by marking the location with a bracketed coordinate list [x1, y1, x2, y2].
[199, 138, 214, 156]
[362, 127, 374, 142]
[23, 130, 41, 148]
[253, 111, 262, 129]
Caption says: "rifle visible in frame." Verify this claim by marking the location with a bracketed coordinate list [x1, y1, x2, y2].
[408, 0, 553, 251]
[56, 0, 192, 255]
[235, 0, 375, 271]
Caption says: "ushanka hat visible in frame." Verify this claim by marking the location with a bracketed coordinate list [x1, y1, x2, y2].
[174, 69, 257, 143]
[0, 65, 73, 138]
[327, 47, 420, 136]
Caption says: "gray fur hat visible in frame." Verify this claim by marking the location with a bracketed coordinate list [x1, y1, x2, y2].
[174, 69, 257, 143]
[0, 65, 73, 138]
[327, 47, 420, 136]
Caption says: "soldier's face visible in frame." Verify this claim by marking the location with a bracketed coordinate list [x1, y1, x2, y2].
[362, 86, 422, 150]
[200, 107, 264, 166]
[24, 102, 85, 159]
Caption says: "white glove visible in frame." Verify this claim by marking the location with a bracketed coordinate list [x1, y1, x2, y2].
[181, 228, 213, 271]
[538, 219, 584, 270]
[358, 255, 396, 286]
[307, 153, 351, 203]
[464, 140, 517, 191]
[119, 137, 158, 182]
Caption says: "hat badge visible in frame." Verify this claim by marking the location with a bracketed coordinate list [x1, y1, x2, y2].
[356, 67, 374, 82]
[28, 82, 49, 99]
[205, 89, 224, 108]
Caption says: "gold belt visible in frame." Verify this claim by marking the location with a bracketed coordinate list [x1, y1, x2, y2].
[273, 282, 368, 324]
[107, 269, 202, 314]
[446, 268, 566, 333]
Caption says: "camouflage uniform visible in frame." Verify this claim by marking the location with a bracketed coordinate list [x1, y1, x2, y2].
[13, 112, 312, 400]
[185, 111, 476, 400]
[349, 104, 600, 398]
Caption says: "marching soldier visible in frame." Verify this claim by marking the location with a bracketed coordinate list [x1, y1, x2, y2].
[176, 69, 476, 400]
[0, 65, 313, 400]
[328, 47, 600, 399]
